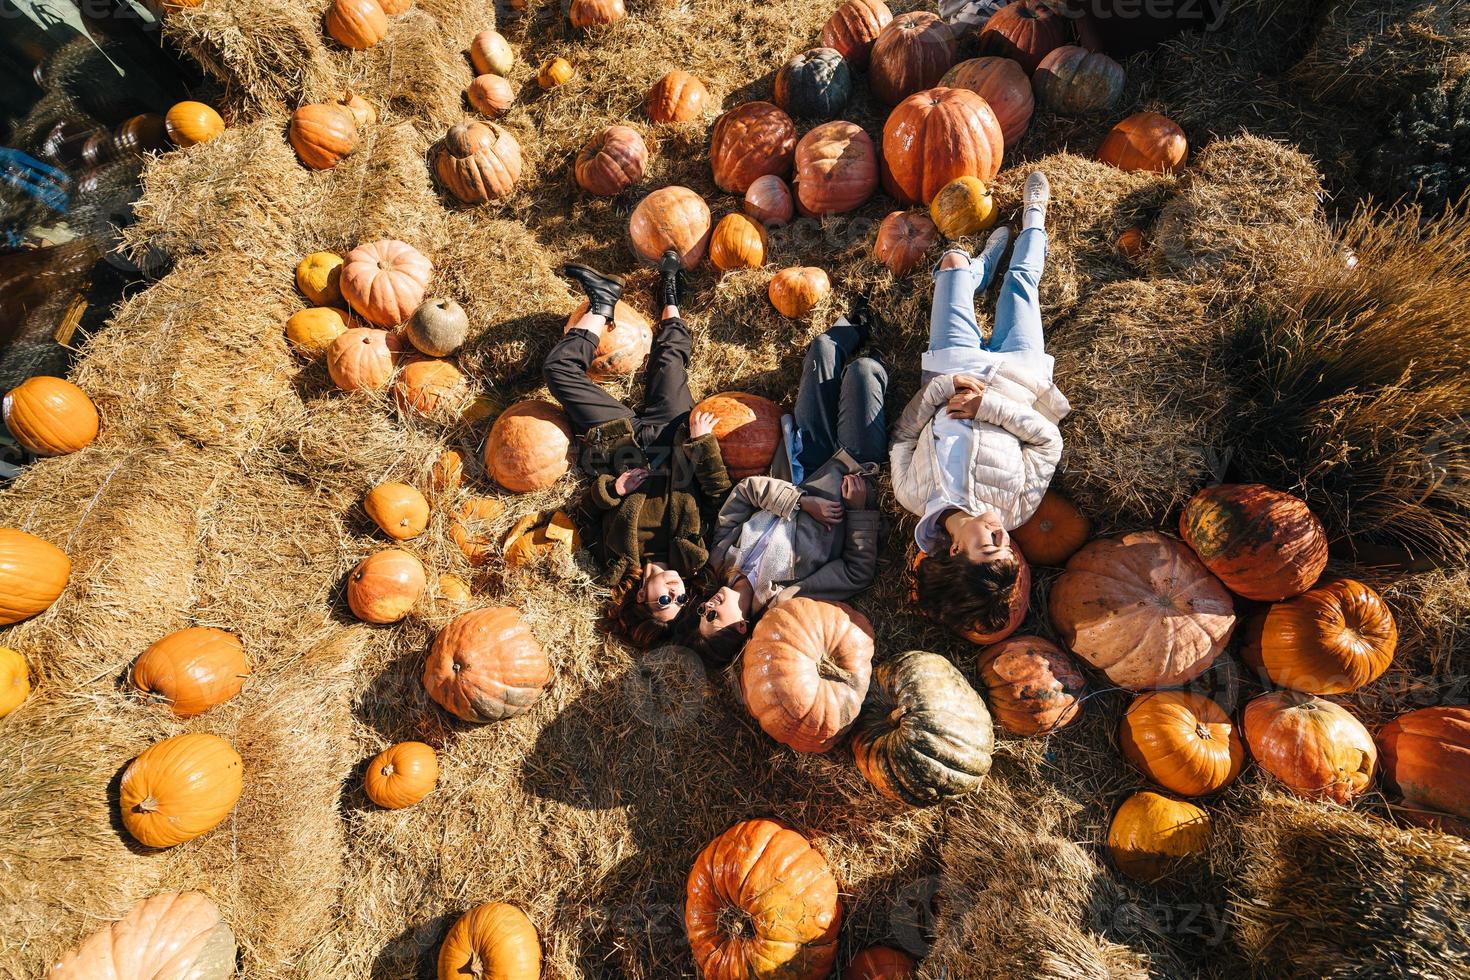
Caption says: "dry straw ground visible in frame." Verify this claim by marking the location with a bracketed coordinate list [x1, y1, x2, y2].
[2, 0, 1469, 976]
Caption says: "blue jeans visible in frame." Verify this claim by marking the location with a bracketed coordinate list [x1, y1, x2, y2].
[793, 322, 889, 475]
[928, 227, 1047, 355]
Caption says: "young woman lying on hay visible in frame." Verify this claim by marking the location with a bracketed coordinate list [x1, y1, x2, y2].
[543, 251, 731, 648]
[899, 170, 1071, 637]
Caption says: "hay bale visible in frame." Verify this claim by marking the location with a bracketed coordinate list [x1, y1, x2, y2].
[163, 0, 339, 112]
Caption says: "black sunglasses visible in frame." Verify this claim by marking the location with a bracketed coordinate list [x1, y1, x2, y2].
[703, 608, 719, 623]
[656, 593, 687, 607]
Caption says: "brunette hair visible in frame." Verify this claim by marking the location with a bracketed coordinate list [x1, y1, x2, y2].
[676, 584, 751, 668]
[603, 567, 696, 649]
[913, 550, 1021, 637]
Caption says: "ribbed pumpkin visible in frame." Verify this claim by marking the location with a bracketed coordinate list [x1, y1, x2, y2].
[709, 213, 767, 272]
[131, 627, 248, 718]
[325, 0, 387, 49]
[437, 903, 542, 980]
[364, 741, 438, 809]
[881, 87, 1004, 205]
[820, 0, 893, 70]
[326, 327, 404, 391]
[1243, 691, 1376, 804]
[741, 598, 873, 753]
[565, 299, 654, 378]
[709, 102, 797, 194]
[628, 186, 712, 269]
[286, 307, 352, 357]
[1032, 45, 1126, 114]
[0, 528, 70, 626]
[406, 297, 468, 356]
[450, 496, 505, 565]
[852, 649, 993, 805]
[341, 239, 433, 327]
[1240, 579, 1397, 694]
[1179, 483, 1329, 601]
[1050, 531, 1236, 690]
[48, 892, 236, 980]
[485, 399, 572, 492]
[874, 210, 939, 275]
[692, 392, 782, 478]
[364, 482, 430, 540]
[685, 819, 841, 980]
[296, 251, 345, 305]
[768, 267, 831, 318]
[468, 73, 515, 116]
[393, 357, 471, 417]
[909, 548, 1030, 644]
[929, 175, 996, 238]
[1119, 691, 1243, 797]
[575, 125, 647, 196]
[3, 376, 99, 456]
[976, 0, 1070, 73]
[775, 48, 852, 121]
[744, 175, 794, 227]
[644, 70, 709, 123]
[120, 733, 244, 848]
[435, 122, 522, 204]
[869, 12, 957, 106]
[1012, 490, 1089, 565]
[163, 101, 224, 148]
[288, 103, 356, 170]
[0, 648, 28, 717]
[537, 57, 574, 90]
[793, 121, 877, 217]
[1107, 791, 1211, 884]
[469, 29, 514, 76]
[1098, 112, 1188, 173]
[977, 634, 1085, 736]
[1377, 705, 1470, 824]
[1116, 227, 1145, 261]
[423, 606, 552, 723]
[843, 946, 915, 979]
[941, 57, 1033, 146]
[569, 0, 624, 27]
[347, 548, 426, 624]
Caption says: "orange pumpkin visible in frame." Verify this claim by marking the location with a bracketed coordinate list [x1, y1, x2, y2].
[929, 175, 996, 239]
[295, 251, 345, 306]
[693, 392, 782, 479]
[430, 448, 465, 498]
[740, 597, 873, 753]
[941, 57, 1033, 147]
[164, 101, 224, 148]
[644, 70, 709, 123]
[628, 185, 712, 269]
[1032, 45, 1126, 114]
[347, 548, 426, 624]
[1179, 483, 1329, 601]
[977, 634, 1085, 736]
[437, 903, 542, 980]
[874, 210, 939, 276]
[364, 741, 438, 809]
[3, 376, 99, 456]
[1119, 691, 1243, 797]
[1098, 111, 1188, 174]
[435, 121, 522, 204]
[575, 125, 647, 197]
[768, 267, 831, 318]
[325, 0, 388, 49]
[820, 0, 893, 70]
[1243, 691, 1376, 804]
[330, 89, 376, 127]
[869, 12, 957, 106]
[1240, 579, 1397, 694]
[881, 87, 1004, 206]
[288, 103, 357, 170]
[393, 357, 471, 417]
[709, 102, 797, 194]
[364, 482, 430, 540]
[423, 606, 551, 723]
[326, 327, 404, 391]
[130, 627, 248, 718]
[0, 648, 28, 717]
[976, 0, 1069, 73]
[437, 573, 472, 605]
[468, 74, 515, 116]
[844, 946, 915, 979]
[1115, 227, 1146, 261]
[469, 29, 514, 76]
[1050, 531, 1236, 690]
[570, 0, 624, 27]
[1378, 706, 1470, 825]
[1011, 490, 1089, 565]
[537, 57, 574, 90]
[793, 120, 877, 217]
[685, 819, 841, 979]
[709, 213, 767, 272]
[1107, 790, 1211, 883]
[0, 528, 70, 626]
[119, 733, 244, 848]
[909, 548, 1030, 644]
[49, 892, 237, 980]
[565, 299, 653, 379]
[502, 511, 580, 567]
[341, 239, 433, 327]
[286, 307, 353, 357]
[744, 175, 794, 227]
[484, 399, 572, 493]
[450, 496, 505, 565]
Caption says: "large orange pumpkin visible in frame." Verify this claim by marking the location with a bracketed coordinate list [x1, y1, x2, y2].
[423, 606, 552, 723]
[326, 327, 404, 391]
[48, 891, 236, 980]
[575, 125, 647, 196]
[3, 376, 99, 456]
[881, 87, 1004, 206]
[709, 102, 797, 194]
[1098, 111, 1188, 174]
[685, 819, 841, 980]
[741, 597, 873, 753]
[566, 299, 654, 379]
[1179, 483, 1329, 601]
[745, 175, 794, 227]
[364, 482, 430, 540]
[0, 648, 28, 717]
[325, 0, 387, 49]
[288, 103, 356, 170]
[347, 548, 426, 624]
[869, 12, 957, 106]
[644, 70, 709, 123]
[1011, 489, 1089, 566]
[364, 741, 439, 809]
[820, 0, 893, 70]
[692, 392, 782, 478]
[793, 120, 877, 217]
[976, 0, 1070, 73]
[0, 528, 70, 626]
[628, 186, 712, 269]
[909, 548, 1030, 644]
[1240, 579, 1397, 694]
[484, 399, 572, 492]
[450, 496, 506, 566]
[393, 357, 471, 417]
[1377, 705, 1470, 824]
[977, 634, 1085, 736]
[1119, 691, 1243, 797]
[437, 903, 541, 980]
[1050, 531, 1236, 689]
[844, 946, 915, 979]
[130, 627, 248, 718]
[874, 211, 938, 276]
[768, 267, 831, 318]
[1032, 45, 1126, 114]
[119, 733, 244, 848]
[435, 122, 522, 204]
[341, 239, 433, 327]
[1107, 790, 1211, 884]
[1243, 691, 1376, 804]
[940, 56, 1033, 147]
[709, 213, 768, 272]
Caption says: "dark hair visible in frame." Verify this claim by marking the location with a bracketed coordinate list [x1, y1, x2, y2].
[672, 580, 750, 668]
[914, 550, 1021, 637]
[603, 568, 696, 648]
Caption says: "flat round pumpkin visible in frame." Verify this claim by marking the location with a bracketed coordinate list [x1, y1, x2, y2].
[575, 125, 647, 197]
[1240, 579, 1397, 694]
[644, 70, 709, 123]
[1011, 490, 1089, 566]
[393, 357, 471, 417]
[768, 267, 831, 318]
[119, 733, 244, 848]
[49, 891, 236, 980]
[775, 47, 852, 121]
[347, 548, 426, 624]
[484, 400, 572, 493]
[286, 307, 353, 357]
[1033, 45, 1126, 115]
[691, 392, 782, 479]
[468, 73, 515, 116]
[341, 239, 433, 327]
[3, 376, 100, 456]
[423, 606, 551, 723]
[435, 121, 522, 204]
[1119, 690, 1243, 797]
[1098, 112, 1188, 174]
[130, 627, 249, 718]
[1179, 483, 1328, 601]
[874, 210, 939, 276]
[0, 527, 70, 626]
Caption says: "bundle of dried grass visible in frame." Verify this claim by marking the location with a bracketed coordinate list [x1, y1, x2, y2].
[162, 0, 339, 112]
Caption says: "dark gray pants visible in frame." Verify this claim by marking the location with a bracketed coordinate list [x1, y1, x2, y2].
[794, 321, 888, 474]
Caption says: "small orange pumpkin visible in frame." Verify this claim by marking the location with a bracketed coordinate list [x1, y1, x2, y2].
[0, 528, 70, 626]
[1179, 483, 1329, 601]
[691, 392, 783, 479]
[423, 606, 551, 723]
[341, 239, 433, 327]
[744, 175, 794, 227]
[325, 0, 388, 49]
[574, 125, 647, 197]
[347, 548, 426, 624]
[296, 251, 345, 306]
[326, 327, 404, 391]
[874, 210, 939, 276]
[3, 376, 99, 456]
[709, 102, 797, 194]
[628, 185, 712, 269]
[0, 648, 29, 717]
[164, 101, 224, 148]
[1119, 690, 1243, 797]
[928, 175, 995, 239]
[450, 496, 505, 565]
[437, 903, 542, 980]
[565, 300, 653, 380]
[1243, 691, 1376, 804]
[644, 70, 709, 123]
[538, 57, 574, 89]
[1115, 227, 1146, 261]
[1098, 112, 1188, 174]
[468, 74, 515, 116]
[130, 627, 249, 718]
[977, 634, 1085, 736]
[1240, 579, 1397, 694]
[569, 0, 624, 27]
[1107, 790, 1211, 883]
[709, 213, 767, 272]
[288, 103, 357, 170]
[119, 733, 244, 848]
[435, 122, 523, 204]
[286, 307, 353, 357]
[1011, 490, 1089, 566]
[364, 482, 430, 540]
[768, 267, 831, 318]
[484, 400, 572, 493]
[364, 741, 438, 809]
[393, 357, 471, 417]
[844, 946, 915, 979]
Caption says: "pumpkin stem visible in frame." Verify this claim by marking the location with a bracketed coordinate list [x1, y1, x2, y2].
[380, 763, 396, 778]
[717, 903, 755, 941]
[816, 655, 849, 683]
[135, 795, 159, 813]
[465, 949, 485, 979]
[1195, 723, 1212, 740]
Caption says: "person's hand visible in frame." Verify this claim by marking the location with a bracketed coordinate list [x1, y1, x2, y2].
[947, 376, 987, 419]
[841, 473, 870, 510]
[614, 467, 649, 495]
[689, 410, 717, 439]
[800, 495, 844, 528]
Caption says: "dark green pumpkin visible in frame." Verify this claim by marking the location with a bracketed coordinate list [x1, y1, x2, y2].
[774, 47, 853, 121]
[851, 650, 993, 806]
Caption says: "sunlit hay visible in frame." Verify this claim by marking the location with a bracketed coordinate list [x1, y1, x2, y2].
[163, 0, 339, 112]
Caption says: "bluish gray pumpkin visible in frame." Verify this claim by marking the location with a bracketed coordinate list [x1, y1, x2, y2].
[774, 47, 853, 121]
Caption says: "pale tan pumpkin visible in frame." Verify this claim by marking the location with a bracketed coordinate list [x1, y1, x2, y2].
[341, 239, 433, 327]
[48, 892, 236, 980]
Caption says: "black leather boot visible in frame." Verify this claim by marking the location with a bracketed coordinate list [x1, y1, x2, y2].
[563, 263, 624, 319]
[846, 292, 877, 347]
[658, 249, 687, 309]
